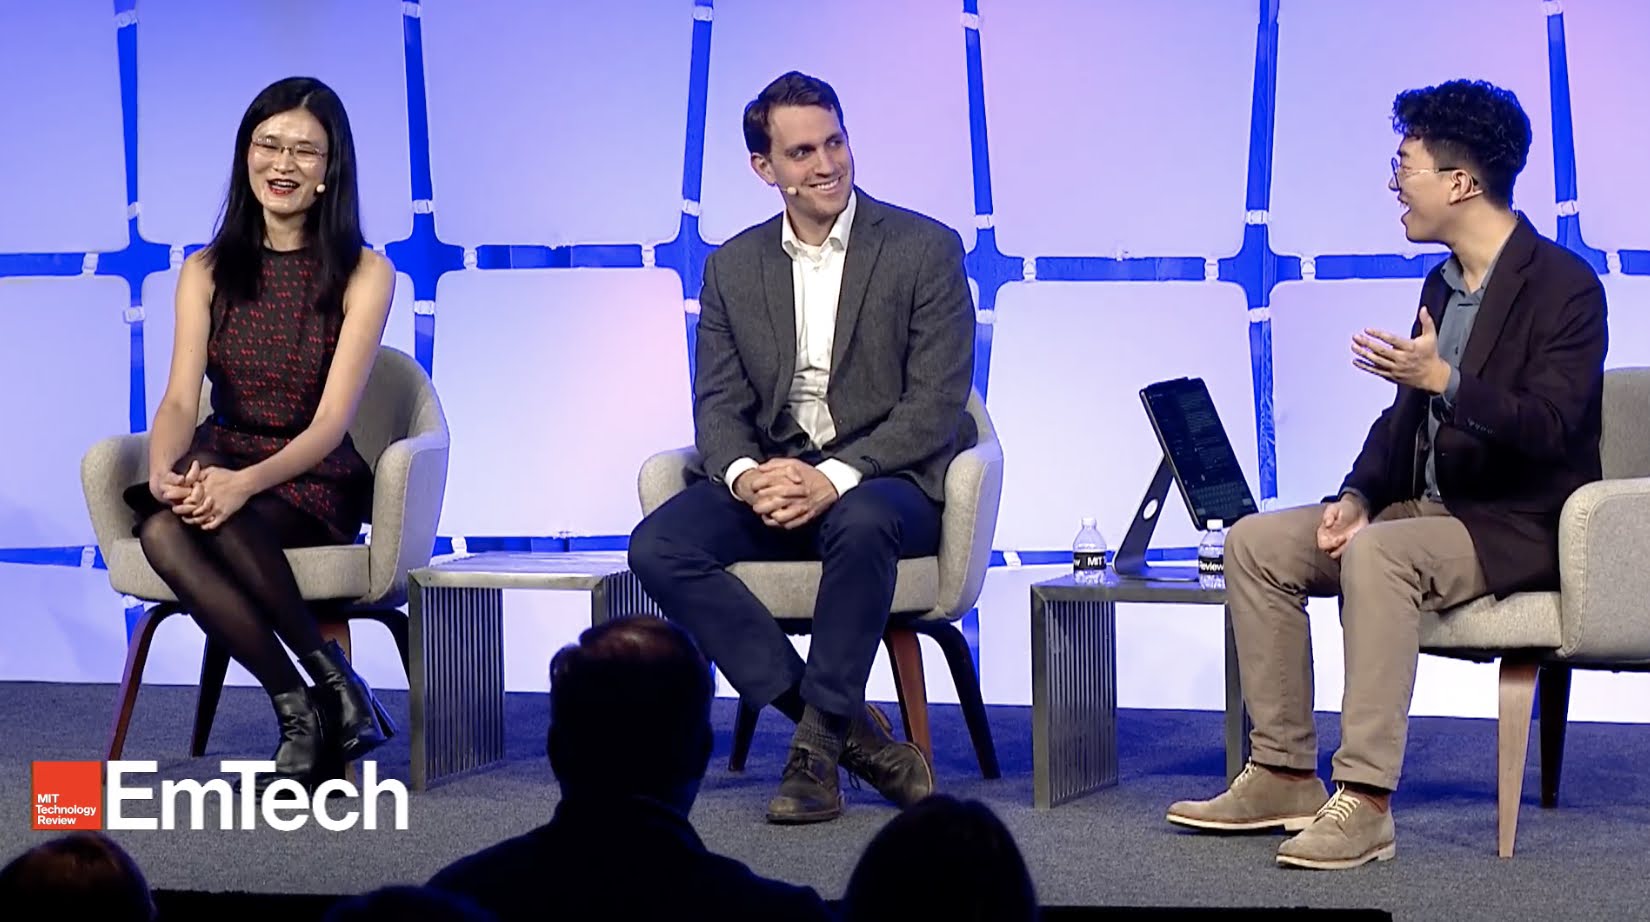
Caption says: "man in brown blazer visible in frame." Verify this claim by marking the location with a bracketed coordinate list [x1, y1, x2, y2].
[1167, 79, 1608, 869]
[629, 72, 976, 825]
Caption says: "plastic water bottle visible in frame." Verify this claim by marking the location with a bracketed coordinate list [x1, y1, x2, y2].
[1198, 519, 1226, 589]
[1073, 517, 1108, 585]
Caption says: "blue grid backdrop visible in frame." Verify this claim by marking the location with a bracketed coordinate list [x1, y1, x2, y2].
[1, 0, 1641, 586]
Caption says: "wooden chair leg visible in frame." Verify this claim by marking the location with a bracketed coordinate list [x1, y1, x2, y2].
[190, 637, 232, 757]
[729, 699, 760, 772]
[925, 620, 1000, 779]
[1538, 664, 1572, 809]
[1498, 658, 1540, 858]
[883, 628, 932, 767]
[107, 604, 177, 761]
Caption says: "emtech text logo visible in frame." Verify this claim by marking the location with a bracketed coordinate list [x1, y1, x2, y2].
[32, 760, 409, 832]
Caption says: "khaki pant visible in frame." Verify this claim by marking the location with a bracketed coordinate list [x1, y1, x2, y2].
[1225, 500, 1489, 790]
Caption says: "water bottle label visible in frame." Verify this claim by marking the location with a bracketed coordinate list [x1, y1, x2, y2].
[1198, 555, 1224, 576]
[1074, 550, 1107, 572]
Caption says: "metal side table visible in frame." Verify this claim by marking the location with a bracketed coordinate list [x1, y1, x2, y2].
[1030, 573, 1251, 808]
[406, 551, 659, 790]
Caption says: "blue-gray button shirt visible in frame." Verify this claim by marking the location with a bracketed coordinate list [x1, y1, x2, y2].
[1421, 247, 1504, 499]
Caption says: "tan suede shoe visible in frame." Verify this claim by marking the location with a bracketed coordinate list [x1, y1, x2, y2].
[1167, 763, 1331, 832]
[1276, 784, 1397, 870]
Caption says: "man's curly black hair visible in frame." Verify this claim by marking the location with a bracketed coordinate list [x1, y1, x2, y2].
[1392, 79, 1532, 207]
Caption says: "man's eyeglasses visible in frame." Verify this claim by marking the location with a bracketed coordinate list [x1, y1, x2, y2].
[251, 137, 327, 167]
[1391, 156, 1477, 188]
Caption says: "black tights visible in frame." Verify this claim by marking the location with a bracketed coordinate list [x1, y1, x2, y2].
[136, 452, 334, 696]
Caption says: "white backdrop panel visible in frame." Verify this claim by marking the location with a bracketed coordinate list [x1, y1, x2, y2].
[0, 277, 131, 547]
[433, 268, 693, 536]
[135, 0, 412, 246]
[698, 0, 974, 249]
[0, 564, 126, 683]
[982, 0, 1254, 260]
[1270, 279, 1421, 508]
[1565, 0, 1650, 254]
[0, 0, 127, 253]
[1270, 0, 1556, 257]
[1602, 276, 1650, 371]
[988, 281, 1259, 552]
[420, 0, 692, 247]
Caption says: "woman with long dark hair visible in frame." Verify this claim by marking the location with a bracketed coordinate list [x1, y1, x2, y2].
[126, 76, 397, 791]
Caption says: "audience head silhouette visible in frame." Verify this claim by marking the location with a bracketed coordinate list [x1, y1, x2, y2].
[843, 794, 1039, 922]
[322, 884, 496, 921]
[547, 615, 715, 811]
[0, 832, 156, 922]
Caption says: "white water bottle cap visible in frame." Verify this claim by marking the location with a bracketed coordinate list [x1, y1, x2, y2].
[1206, 519, 1223, 530]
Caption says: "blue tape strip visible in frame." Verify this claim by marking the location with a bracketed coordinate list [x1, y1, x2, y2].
[386, 6, 460, 377]
[107, 0, 164, 435]
[0, 547, 102, 568]
[1218, 0, 1288, 503]
[962, 0, 993, 218]
[1544, 9, 1608, 274]
[0, 254, 83, 277]
[1036, 255, 1205, 283]
[1311, 252, 1448, 280]
[473, 244, 643, 270]
[1620, 251, 1650, 275]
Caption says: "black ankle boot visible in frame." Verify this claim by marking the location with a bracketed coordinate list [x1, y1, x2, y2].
[254, 688, 327, 795]
[298, 640, 396, 761]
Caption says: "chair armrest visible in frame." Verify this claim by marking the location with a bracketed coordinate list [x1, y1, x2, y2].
[1556, 477, 1650, 663]
[931, 437, 1004, 620]
[639, 447, 699, 516]
[81, 433, 150, 558]
[363, 432, 450, 607]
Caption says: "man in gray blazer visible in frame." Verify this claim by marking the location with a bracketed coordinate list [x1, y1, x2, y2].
[629, 71, 977, 825]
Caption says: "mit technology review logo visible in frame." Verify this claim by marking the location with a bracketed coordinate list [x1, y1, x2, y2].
[32, 760, 409, 832]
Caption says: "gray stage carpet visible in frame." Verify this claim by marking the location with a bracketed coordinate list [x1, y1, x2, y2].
[2, 680, 1646, 919]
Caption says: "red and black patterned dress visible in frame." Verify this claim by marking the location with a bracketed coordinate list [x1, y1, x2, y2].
[129, 247, 373, 544]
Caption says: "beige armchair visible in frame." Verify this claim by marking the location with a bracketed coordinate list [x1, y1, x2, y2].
[81, 346, 450, 761]
[1419, 366, 1650, 857]
[637, 390, 1004, 778]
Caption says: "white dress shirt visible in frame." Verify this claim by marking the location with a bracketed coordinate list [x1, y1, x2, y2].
[724, 192, 864, 500]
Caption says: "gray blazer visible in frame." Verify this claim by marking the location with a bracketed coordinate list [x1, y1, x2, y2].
[692, 190, 977, 502]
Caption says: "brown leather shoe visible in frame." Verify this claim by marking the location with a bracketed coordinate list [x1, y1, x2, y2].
[765, 744, 843, 825]
[840, 704, 934, 808]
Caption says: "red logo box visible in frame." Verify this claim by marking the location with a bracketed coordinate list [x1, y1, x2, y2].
[32, 762, 102, 831]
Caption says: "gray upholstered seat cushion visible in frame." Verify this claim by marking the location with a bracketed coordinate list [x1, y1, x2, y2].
[104, 537, 370, 602]
[1419, 591, 1563, 655]
[727, 558, 940, 620]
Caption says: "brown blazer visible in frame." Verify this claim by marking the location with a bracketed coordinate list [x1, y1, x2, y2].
[1339, 215, 1608, 598]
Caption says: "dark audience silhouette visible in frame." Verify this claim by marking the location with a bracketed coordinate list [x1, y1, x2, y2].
[427, 615, 834, 921]
[843, 793, 1039, 922]
[0, 831, 156, 922]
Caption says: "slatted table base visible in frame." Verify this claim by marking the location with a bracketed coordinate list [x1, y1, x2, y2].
[408, 570, 659, 791]
[1032, 591, 1251, 809]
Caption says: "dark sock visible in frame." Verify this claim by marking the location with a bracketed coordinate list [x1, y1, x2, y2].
[793, 704, 851, 763]
[771, 686, 806, 723]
